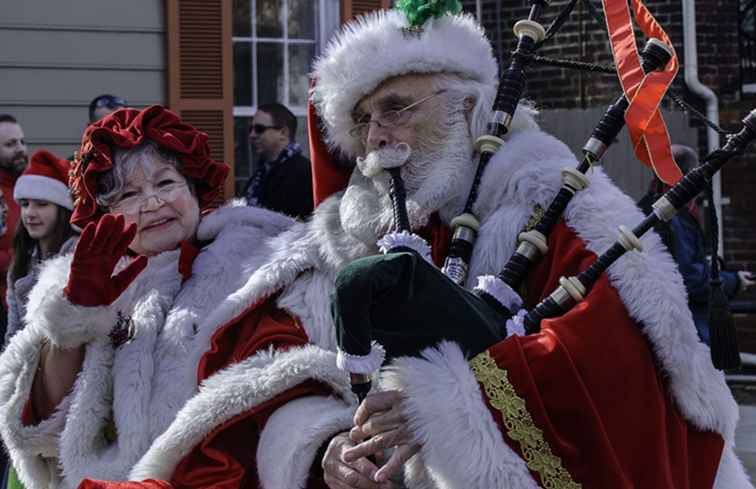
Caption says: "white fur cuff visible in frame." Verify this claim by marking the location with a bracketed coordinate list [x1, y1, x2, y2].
[474, 275, 523, 312]
[377, 231, 432, 263]
[258, 396, 356, 489]
[379, 342, 539, 489]
[336, 342, 386, 374]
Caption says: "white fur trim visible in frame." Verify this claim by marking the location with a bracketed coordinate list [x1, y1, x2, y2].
[377, 231, 432, 262]
[474, 275, 523, 312]
[312, 10, 497, 157]
[714, 444, 755, 489]
[258, 395, 355, 489]
[380, 342, 540, 489]
[129, 345, 353, 482]
[14, 174, 73, 210]
[466, 127, 739, 443]
[196, 198, 294, 243]
[336, 341, 386, 374]
[0, 325, 72, 489]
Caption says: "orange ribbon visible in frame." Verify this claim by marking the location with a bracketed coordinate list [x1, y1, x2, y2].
[602, 0, 682, 184]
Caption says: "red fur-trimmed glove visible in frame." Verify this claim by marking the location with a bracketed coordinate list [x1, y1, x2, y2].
[64, 214, 148, 307]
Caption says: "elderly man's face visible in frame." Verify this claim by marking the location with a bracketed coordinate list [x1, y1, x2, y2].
[341, 74, 476, 239]
[354, 75, 447, 155]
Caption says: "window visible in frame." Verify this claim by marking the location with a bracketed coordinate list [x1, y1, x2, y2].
[232, 0, 340, 195]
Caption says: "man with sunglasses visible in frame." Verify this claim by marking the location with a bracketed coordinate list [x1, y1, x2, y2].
[244, 102, 313, 219]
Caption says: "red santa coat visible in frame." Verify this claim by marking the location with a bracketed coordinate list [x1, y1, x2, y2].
[475, 220, 723, 488]
[0, 167, 20, 303]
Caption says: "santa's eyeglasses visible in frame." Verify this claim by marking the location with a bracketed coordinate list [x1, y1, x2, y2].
[348, 89, 447, 140]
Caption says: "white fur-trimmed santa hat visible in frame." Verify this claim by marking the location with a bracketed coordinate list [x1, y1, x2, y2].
[311, 4, 498, 158]
[14, 150, 74, 210]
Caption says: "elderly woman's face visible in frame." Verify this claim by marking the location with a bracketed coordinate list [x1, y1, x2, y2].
[109, 156, 200, 256]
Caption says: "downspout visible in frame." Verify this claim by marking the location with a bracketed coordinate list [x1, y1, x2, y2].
[682, 0, 724, 256]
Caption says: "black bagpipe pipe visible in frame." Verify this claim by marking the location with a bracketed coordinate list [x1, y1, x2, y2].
[440, 0, 550, 286]
[496, 38, 673, 292]
[521, 110, 756, 341]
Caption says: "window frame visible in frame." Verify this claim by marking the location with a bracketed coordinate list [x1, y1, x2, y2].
[233, 0, 334, 118]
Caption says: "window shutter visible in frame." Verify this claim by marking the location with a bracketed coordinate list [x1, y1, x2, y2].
[340, 0, 392, 23]
[167, 0, 234, 199]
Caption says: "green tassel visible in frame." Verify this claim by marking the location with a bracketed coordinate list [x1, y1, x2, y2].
[395, 0, 463, 28]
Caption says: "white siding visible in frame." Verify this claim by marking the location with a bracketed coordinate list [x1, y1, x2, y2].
[0, 0, 166, 157]
[538, 108, 698, 201]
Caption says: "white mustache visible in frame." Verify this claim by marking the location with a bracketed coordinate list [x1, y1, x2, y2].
[356, 143, 411, 178]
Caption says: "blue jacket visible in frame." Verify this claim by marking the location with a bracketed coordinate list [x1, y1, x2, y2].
[667, 210, 739, 344]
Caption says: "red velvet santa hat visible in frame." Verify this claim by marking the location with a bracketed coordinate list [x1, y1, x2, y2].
[14, 150, 74, 210]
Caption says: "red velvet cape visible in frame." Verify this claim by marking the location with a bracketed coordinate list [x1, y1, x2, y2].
[478, 220, 723, 488]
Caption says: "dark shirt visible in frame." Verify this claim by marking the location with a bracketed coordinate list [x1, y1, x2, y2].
[244, 144, 314, 219]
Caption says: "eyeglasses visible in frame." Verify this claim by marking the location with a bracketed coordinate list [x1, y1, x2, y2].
[348, 89, 447, 140]
[250, 124, 281, 135]
[110, 180, 188, 215]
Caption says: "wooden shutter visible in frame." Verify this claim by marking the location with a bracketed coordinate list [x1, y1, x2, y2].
[340, 0, 393, 23]
[167, 0, 234, 199]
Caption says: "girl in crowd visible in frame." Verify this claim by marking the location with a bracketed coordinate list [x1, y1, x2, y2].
[5, 150, 78, 343]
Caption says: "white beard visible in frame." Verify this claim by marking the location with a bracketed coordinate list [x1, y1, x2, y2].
[340, 118, 474, 246]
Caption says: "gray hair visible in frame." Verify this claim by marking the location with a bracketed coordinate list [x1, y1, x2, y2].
[96, 141, 189, 209]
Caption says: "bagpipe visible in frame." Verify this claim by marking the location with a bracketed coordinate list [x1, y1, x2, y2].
[333, 0, 756, 401]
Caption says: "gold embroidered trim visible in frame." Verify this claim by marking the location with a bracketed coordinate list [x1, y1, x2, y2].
[470, 351, 581, 489]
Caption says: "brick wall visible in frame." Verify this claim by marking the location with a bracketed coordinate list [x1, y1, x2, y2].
[464, 0, 756, 272]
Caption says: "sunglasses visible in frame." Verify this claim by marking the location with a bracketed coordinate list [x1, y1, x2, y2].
[250, 124, 281, 135]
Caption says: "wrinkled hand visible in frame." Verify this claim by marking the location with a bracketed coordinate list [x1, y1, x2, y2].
[738, 270, 755, 292]
[322, 432, 394, 489]
[343, 390, 420, 484]
[64, 214, 148, 307]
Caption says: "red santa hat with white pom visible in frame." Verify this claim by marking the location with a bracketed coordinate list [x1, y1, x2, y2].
[14, 150, 74, 210]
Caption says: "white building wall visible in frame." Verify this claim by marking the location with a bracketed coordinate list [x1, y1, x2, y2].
[0, 0, 167, 157]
